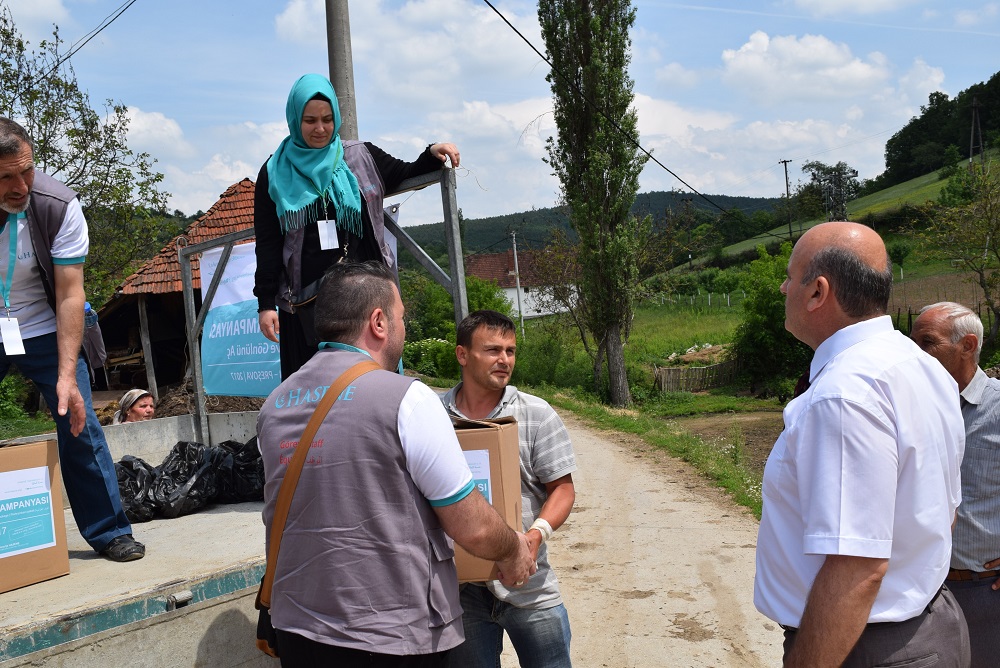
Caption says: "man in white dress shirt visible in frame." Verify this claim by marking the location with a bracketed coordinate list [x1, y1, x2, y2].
[754, 222, 969, 667]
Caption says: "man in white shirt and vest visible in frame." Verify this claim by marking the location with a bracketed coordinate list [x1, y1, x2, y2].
[754, 222, 969, 667]
[912, 301, 1000, 668]
[257, 262, 536, 667]
[0, 116, 143, 562]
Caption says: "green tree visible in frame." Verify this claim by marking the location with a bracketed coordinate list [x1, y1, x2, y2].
[538, 0, 650, 406]
[729, 244, 812, 398]
[886, 240, 912, 280]
[0, 5, 170, 305]
[924, 164, 1000, 344]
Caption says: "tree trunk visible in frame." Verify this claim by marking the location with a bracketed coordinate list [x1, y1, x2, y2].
[592, 336, 607, 396]
[605, 325, 632, 407]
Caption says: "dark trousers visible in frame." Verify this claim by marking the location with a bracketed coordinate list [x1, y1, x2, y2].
[947, 575, 999, 668]
[782, 587, 970, 667]
[0, 333, 132, 551]
[275, 630, 452, 668]
[277, 307, 317, 380]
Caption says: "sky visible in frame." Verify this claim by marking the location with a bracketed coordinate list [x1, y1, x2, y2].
[7, 0, 1000, 234]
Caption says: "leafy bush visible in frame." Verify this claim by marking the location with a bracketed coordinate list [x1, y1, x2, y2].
[728, 243, 811, 397]
[513, 320, 591, 390]
[0, 373, 30, 420]
[403, 338, 460, 379]
[399, 270, 513, 343]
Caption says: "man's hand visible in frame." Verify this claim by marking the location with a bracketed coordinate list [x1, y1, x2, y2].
[57, 375, 86, 436]
[982, 557, 1000, 590]
[430, 143, 460, 168]
[259, 310, 279, 343]
[495, 532, 537, 588]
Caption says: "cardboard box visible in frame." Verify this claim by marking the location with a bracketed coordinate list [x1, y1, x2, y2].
[453, 417, 523, 583]
[0, 439, 70, 593]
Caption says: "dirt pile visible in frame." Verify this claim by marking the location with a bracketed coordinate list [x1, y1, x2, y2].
[96, 379, 264, 426]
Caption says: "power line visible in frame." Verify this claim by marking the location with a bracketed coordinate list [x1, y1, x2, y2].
[19, 0, 139, 97]
[481, 0, 744, 222]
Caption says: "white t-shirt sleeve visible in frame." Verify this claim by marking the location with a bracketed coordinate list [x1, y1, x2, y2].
[798, 397, 897, 559]
[397, 381, 474, 505]
[51, 198, 88, 263]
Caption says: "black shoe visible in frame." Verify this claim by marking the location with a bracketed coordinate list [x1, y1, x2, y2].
[102, 534, 145, 562]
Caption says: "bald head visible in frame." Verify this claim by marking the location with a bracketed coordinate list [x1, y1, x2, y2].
[797, 222, 893, 318]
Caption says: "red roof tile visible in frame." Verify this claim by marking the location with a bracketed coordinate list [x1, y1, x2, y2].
[464, 250, 542, 289]
[117, 179, 257, 295]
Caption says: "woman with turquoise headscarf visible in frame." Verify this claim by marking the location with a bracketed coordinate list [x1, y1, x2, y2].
[254, 74, 460, 379]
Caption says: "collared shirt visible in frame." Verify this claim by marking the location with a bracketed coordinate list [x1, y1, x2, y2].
[952, 367, 1000, 570]
[754, 316, 965, 626]
[441, 383, 577, 610]
[0, 199, 88, 339]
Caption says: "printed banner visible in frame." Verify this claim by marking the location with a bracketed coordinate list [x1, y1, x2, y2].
[0, 466, 56, 559]
[200, 243, 281, 397]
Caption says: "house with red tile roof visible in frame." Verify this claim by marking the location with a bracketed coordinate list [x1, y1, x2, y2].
[464, 250, 565, 318]
[95, 179, 256, 391]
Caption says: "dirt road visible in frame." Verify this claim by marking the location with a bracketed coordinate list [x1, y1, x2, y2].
[502, 412, 783, 667]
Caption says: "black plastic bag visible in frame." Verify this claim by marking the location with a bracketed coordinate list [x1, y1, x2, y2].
[214, 437, 265, 503]
[151, 441, 219, 518]
[114, 455, 158, 523]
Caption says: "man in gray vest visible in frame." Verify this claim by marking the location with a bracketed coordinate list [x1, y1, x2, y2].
[257, 261, 535, 667]
[442, 310, 577, 668]
[912, 301, 1000, 668]
[0, 117, 142, 562]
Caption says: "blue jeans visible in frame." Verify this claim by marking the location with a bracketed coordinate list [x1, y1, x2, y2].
[1, 332, 132, 552]
[452, 584, 572, 668]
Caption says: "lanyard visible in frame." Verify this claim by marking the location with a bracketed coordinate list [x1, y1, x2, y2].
[1, 212, 23, 316]
[318, 340, 402, 374]
[318, 341, 372, 358]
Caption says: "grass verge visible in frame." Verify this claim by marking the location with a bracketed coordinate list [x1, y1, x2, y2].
[0, 415, 57, 441]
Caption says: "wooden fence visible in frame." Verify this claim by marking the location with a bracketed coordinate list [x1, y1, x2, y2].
[654, 359, 740, 393]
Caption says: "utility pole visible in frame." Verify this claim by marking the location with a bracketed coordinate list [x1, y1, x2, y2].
[511, 231, 526, 339]
[779, 159, 792, 241]
[970, 96, 984, 169]
[327, 0, 359, 140]
[681, 197, 693, 270]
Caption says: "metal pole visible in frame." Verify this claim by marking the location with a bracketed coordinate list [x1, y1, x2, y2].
[327, 0, 359, 140]
[440, 169, 469, 323]
[780, 159, 792, 240]
[511, 232, 525, 338]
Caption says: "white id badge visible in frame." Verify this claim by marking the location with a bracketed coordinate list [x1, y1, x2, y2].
[317, 220, 340, 250]
[0, 317, 25, 355]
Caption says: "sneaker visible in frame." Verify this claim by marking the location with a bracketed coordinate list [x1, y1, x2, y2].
[102, 534, 146, 562]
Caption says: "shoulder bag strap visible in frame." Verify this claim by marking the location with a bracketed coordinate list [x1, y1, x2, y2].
[258, 359, 382, 606]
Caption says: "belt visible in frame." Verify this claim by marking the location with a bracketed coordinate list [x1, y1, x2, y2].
[947, 568, 1000, 581]
[779, 586, 946, 633]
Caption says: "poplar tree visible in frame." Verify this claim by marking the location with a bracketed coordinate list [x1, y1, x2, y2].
[538, 0, 649, 406]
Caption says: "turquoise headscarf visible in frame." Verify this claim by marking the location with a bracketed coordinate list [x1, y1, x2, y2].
[266, 74, 363, 235]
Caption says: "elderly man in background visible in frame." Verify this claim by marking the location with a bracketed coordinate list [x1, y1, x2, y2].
[912, 301, 1000, 668]
[754, 222, 969, 667]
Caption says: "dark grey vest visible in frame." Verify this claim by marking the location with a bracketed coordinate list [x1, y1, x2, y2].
[277, 141, 391, 312]
[25, 172, 77, 312]
[258, 350, 463, 654]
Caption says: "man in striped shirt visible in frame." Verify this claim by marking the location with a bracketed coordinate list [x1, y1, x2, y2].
[912, 301, 1000, 668]
[442, 310, 577, 668]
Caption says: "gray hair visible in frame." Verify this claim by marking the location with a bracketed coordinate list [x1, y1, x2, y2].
[802, 246, 893, 318]
[0, 117, 33, 158]
[920, 301, 983, 362]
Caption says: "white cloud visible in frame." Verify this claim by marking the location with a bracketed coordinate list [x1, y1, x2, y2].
[955, 3, 1000, 27]
[897, 58, 947, 109]
[126, 108, 196, 160]
[790, 0, 921, 16]
[6, 0, 73, 42]
[655, 63, 699, 88]
[721, 32, 891, 104]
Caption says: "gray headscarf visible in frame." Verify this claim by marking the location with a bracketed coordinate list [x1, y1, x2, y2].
[112, 389, 152, 425]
